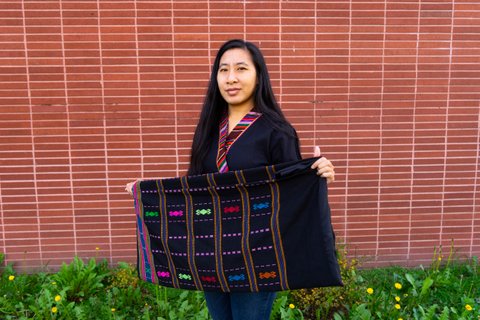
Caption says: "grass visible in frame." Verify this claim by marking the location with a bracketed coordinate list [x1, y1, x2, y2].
[0, 245, 478, 319]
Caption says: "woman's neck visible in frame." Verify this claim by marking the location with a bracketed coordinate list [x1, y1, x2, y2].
[227, 105, 254, 133]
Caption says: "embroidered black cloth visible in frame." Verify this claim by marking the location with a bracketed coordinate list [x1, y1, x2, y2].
[134, 157, 343, 292]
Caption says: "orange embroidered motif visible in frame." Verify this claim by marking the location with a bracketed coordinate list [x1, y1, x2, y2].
[259, 271, 277, 279]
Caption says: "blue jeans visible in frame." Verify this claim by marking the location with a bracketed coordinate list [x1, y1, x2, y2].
[204, 291, 277, 320]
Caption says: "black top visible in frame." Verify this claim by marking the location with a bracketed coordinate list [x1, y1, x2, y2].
[201, 116, 302, 174]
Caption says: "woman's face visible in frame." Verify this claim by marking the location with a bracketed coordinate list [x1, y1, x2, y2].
[217, 48, 257, 111]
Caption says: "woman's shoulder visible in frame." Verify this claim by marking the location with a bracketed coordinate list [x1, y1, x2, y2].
[256, 113, 297, 138]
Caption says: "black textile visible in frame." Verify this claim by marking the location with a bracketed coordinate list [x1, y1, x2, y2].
[134, 157, 343, 292]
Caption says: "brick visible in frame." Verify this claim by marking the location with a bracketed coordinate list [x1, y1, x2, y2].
[0, 0, 479, 270]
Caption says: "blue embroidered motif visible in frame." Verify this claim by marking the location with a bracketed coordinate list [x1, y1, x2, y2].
[228, 274, 246, 282]
[252, 202, 269, 210]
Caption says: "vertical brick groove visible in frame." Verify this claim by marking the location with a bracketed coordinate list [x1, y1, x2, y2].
[21, 0, 43, 267]
[58, 0, 78, 258]
[0, 0, 478, 271]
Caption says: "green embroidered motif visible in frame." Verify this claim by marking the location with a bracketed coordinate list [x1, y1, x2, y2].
[178, 273, 192, 280]
[145, 211, 159, 217]
[195, 208, 211, 215]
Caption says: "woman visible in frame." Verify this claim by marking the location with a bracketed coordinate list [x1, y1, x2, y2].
[127, 39, 335, 320]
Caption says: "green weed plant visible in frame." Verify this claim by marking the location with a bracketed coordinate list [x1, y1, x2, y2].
[0, 245, 478, 319]
[329, 244, 479, 320]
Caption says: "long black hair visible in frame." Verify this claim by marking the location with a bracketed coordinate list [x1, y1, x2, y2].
[188, 39, 297, 175]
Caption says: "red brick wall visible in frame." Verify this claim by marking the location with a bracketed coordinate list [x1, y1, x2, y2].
[1, 1, 479, 271]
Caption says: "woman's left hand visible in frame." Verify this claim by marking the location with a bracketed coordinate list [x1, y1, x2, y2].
[311, 146, 335, 184]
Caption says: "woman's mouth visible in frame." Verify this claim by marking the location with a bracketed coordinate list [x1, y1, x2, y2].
[226, 88, 240, 96]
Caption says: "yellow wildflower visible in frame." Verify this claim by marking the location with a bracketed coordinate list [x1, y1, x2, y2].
[8, 275, 15, 281]
[51, 307, 58, 313]
[55, 295, 61, 302]
[51, 281, 57, 285]
[395, 296, 401, 302]
[111, 308, 116, 312]
[289, 303, 295, 309]
[395, 304, 401, 310]
[394, 283, 402, 290]
[465, 304, 472, 311]
[398, 318, 403, 320]
[367, 288, 374, 294]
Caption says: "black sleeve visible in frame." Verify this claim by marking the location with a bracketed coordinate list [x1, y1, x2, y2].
[269, 129, 302, 165]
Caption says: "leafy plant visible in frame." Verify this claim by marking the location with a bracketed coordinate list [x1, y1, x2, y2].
[0, 247, 478, 319]
[330, 243, 479, 320]
[52, 257, 109, 303]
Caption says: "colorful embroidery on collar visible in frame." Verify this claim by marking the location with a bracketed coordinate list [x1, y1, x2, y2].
[216, 111, 262, 173]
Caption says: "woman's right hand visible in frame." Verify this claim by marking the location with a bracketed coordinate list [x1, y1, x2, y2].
[125, 180, 137, 197]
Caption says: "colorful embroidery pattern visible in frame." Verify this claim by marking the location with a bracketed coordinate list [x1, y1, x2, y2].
[266, 165, 289, 291]
[223, 206, 240, 213]
[201, 276, 216, 283]
[134, 158, 343, 292]
[228, 274, 246, 282]
[157, 271, 170, 278]
[169, 210, 183, 217]
[180, 176, 203, 290]
[178, 273, 192, 281]
[206, 173, 230, 292]
[156, 180, 179, 288]
[252, 202, 269, 210]
[195, 208, 211, 215]
[235, 170, 259, 291]
[259, 271, 277, 279]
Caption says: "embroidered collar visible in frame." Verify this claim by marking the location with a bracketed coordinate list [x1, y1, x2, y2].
[216, 111, 262, 173]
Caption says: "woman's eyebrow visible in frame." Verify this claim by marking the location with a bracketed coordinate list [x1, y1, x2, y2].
[219, 61, 249, 67]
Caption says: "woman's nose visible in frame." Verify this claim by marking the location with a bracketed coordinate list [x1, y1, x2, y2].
[226, 70, 237, 84]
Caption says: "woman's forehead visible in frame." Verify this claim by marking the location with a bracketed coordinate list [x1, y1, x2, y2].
[219, 48, 253, 65]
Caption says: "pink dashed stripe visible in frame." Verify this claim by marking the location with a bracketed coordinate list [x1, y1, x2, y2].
[251, 246, 273, 252]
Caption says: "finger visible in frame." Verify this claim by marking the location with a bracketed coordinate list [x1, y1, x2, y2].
[311, 157, 332, 170]
[125, 182, 135, 195]
[313, 145, 321, 157]
[317, 169, 335, 180]
[319, 171, 334, 177]
[319, 172, 335, 184]
[311, 156, 326, 169]
[316, 167, 332, 175]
